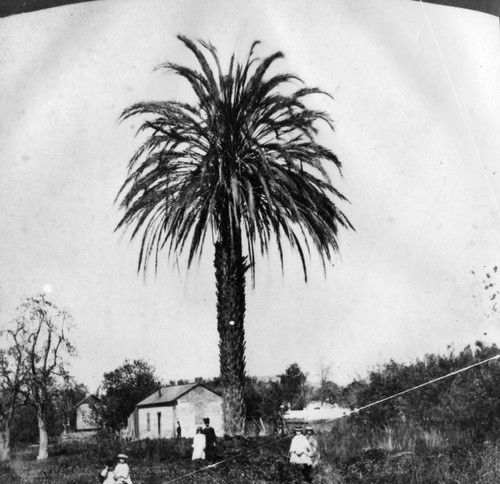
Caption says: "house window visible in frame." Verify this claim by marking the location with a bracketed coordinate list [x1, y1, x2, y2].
[146, 413, 150, 431]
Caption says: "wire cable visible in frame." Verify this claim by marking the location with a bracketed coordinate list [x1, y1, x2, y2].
[418, 0, 499, 211]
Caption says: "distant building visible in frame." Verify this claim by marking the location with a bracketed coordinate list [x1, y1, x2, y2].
[283, 401, 350, 431]
[127, 383, 223, 440]
[75, 395, 101, 432]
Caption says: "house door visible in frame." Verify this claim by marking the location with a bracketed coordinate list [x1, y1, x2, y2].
[157, 412, 161, 437]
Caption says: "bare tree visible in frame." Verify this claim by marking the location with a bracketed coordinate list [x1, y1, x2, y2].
[0, 320, 28, 461]
[319, 361, 331, 404]
[11, 294, 76, 460]
[314, 360, 340, 405]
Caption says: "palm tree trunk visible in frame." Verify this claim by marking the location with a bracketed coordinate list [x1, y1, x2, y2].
[214, 230, 247, 436]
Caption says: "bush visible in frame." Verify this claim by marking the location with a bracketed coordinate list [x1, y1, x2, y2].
[354, 342, 500, 441]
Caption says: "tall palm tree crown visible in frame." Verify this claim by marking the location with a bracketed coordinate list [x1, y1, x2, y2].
[116, 35, 353, 435]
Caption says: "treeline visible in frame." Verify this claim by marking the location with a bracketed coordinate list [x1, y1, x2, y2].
[4, 294, 499, 464]
[349, 342, 500, 442]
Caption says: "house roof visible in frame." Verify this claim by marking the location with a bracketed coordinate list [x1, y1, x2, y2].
[136, 383, 218, 408]
[75, 394, 100, 408]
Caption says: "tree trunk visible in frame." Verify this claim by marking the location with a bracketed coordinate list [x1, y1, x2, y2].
[37, 414, 49, 460]
[214, 232, 247, 436]
[0, 425, 11, 461]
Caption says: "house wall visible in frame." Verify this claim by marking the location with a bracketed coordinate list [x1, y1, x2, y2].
[76, 402, 99, 431]
[135, 387, 223, 439]
[176, 386, 223, 438]
[137, 406, 175, 439]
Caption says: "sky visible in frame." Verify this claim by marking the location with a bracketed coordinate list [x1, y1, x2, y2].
[0, 0, 499, 391]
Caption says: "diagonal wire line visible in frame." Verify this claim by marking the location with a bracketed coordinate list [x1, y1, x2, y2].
[162, 353, 500, 483]
[163, 435, 293, 484]
[418, 0, 499, 212]
[323, 352, 500, 422]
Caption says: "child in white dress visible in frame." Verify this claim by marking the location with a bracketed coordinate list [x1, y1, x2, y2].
[289, 427, 312, 465]
[114, 454, 133, 484]
[192, 426, 206, 460]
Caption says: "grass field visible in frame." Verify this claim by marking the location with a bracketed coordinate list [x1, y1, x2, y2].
[2, 425, 500, 483]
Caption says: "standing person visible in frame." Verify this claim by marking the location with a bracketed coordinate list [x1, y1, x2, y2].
[305, 426, 320, 481]
[114, 454, 133, 484]
[192, 426, 206, 460]
[289, 427, 313, 482]
[202, 417, 217, 461]
[305, 426, 320, 466]
[176, 421, 182, 439]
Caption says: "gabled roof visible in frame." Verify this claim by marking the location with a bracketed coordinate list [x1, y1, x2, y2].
[75, 394, 101, 408]
[136, 383, 219, 408]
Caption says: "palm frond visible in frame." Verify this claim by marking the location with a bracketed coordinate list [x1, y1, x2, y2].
[117, 36, 353, 279]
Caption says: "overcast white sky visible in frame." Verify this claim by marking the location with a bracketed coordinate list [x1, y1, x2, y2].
[0, 0, 499, 391]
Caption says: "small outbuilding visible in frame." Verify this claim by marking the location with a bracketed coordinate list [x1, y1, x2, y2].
[75, 394, 101, 432]
[127, 383, 223, 440]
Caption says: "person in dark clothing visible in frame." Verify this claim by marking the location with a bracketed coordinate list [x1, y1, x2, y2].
[176, 421, 182, 438]
[201, 417, 217, 461]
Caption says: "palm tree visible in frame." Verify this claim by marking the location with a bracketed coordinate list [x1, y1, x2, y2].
[116, 35, 353, 436]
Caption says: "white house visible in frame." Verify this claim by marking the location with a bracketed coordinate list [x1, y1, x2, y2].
[127, 383, 223, 440]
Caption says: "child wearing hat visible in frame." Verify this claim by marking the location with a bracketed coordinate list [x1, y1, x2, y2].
[305, 426, 320, 467]
[289, 426, 314, 482]
[114, 454, 133, 484]
[289, 427, 312, 466]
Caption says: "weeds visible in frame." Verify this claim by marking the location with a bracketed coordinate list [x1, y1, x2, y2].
[2, 427, 500, 483]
